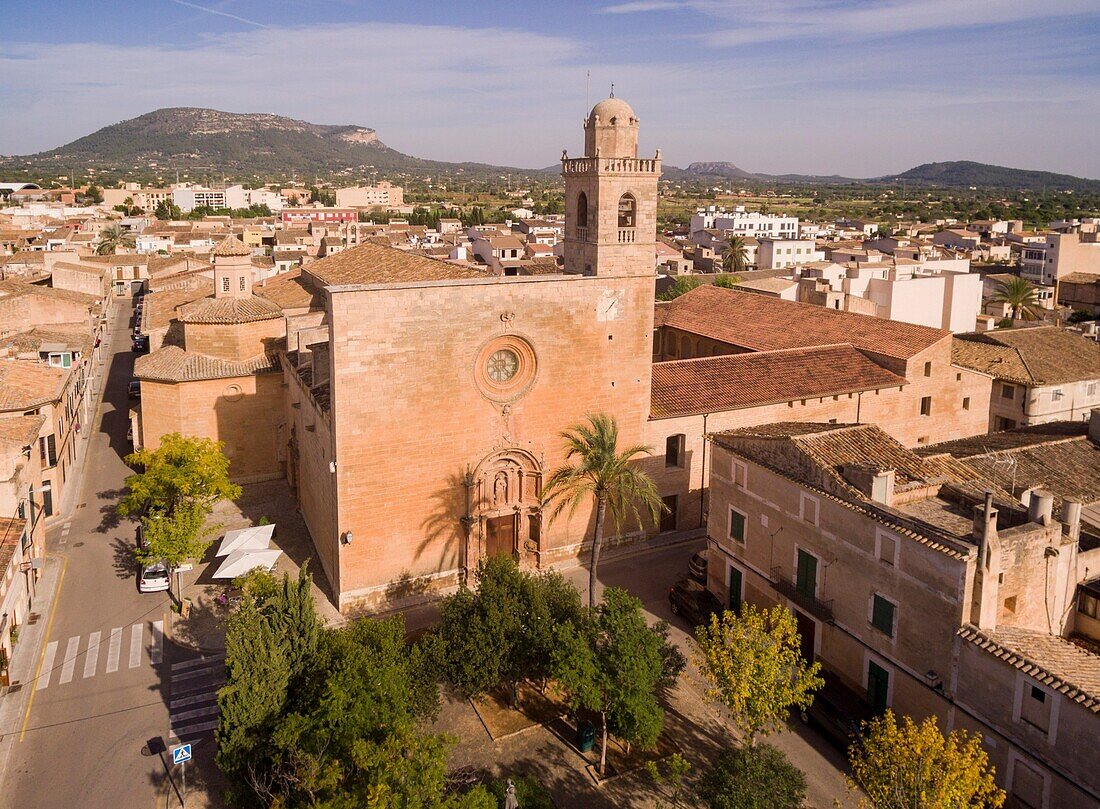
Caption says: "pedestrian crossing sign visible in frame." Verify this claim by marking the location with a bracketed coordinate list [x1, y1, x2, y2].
[172, 743, 192, 764]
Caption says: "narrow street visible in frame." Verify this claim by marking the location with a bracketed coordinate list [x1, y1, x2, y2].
[0, 298, 213, 809]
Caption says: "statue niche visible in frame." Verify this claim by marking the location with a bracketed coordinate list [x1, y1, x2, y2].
[470, 448, 543, 566]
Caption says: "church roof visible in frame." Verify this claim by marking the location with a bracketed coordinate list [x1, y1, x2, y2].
[134, 344, 282, 382]
[651, 344, 907, 419]
[305, 242, 488, 287]
[590, 97, 636, 123]
[178, 295, 283, 325]
[660, 285, 949, 361]
[211, 234, 252, 257]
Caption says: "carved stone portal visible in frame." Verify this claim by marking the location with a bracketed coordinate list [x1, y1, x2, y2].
[469, 448, 543, 567]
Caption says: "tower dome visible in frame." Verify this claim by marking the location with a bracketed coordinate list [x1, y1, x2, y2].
[584, 96, 639, 158]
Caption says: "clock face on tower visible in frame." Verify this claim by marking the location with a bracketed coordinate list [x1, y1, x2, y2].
[487, 349, 520, 383]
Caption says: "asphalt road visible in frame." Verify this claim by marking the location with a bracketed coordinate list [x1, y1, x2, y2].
[1, 298, 220, 809]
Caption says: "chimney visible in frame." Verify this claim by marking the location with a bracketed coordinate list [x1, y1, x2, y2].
[971, 491, 1001, 632]
[1062, 498, 1082, 543]
[1089, 409, 1100, 443]
[871, 470, 895, 506]
[1028, 490, 1054, 526]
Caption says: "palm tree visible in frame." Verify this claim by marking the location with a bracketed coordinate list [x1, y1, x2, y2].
[96, 223, 135, 255]
[722, 235, 749, 273]
[992, 276, 1041, 321]
[542, 414, 664, 607]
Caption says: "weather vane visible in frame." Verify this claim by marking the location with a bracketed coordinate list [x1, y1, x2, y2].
[610, 82, 615, 98]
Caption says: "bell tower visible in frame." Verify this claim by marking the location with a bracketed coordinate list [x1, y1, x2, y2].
[211, 234, 254, 298]
[562, 96, 661, 277]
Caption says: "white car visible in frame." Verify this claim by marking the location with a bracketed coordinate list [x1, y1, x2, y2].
[139, 562, 170, 593]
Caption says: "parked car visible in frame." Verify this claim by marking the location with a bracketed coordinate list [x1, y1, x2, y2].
[138, 562, 170, 593]
[128, 380, 141, 399]
[668, 578, 722, 627]
[132, 335, 149, 353]
[800, 670, 874, 750]
[689, 549, 708, 583]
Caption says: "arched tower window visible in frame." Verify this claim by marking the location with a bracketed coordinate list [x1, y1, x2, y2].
[617, 193, 636, 228]
[576, 192, 588, 228]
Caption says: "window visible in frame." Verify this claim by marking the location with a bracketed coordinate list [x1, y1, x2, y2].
[42, 482, 53, 517]
[871, 594, 896, 637]
[920, 396, 932, 417]
[1001, 383, 1015, 400]
[728, 566, 743, 614]
[617, 194, 636, 228]
[795, 549, 817, 599]
[800, 493, 818, 525]
[665, 434, 685, 468]
[1078, 586, 1099, 619]
[221, 277, 230, 292]
[1010, 758, 1046, 809]
[876, 531, 898, 566]
[923, 361, 932, 377]
[728, 508, 746, 544]
[1051, 389, 1063, 402]
[1087, 382, 1097, 397]
[1020, 683, 1051, 733]
[962, 397, 970, 411]
[660, 495, 678, 533]
[239, 277, 246, 291]
[575, 192, 588, 228]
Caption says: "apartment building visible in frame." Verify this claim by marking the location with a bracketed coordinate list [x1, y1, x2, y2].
[691, 207, 799, 240]
[952, 326, 1100, 430]
[755, 238, 825, 270]
[706, 418, 1100, 808]
[1019, 232, 1100, 286]
[334, 182, 404, 209]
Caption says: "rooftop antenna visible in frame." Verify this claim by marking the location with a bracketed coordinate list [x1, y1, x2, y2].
[585, 70, 591, 115]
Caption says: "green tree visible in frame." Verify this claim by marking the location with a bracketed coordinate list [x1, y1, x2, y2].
[693, 605, 823, 746]
[542, 414, 663, 607]
[134, 502, 212, 600]
[991, 276, 1041, 321]
[646, 752, 692, 808]
[118, 433, 241, 517]
[713, 273, 742, 289]
[154, 199, 183, 220]
[657, 275, 702, 301]
[439, 555, 583, 706]
[848, 711, 1005, 809]
[721, 236, 750, 273]
[95, 222, 135, 255]
[84, 184, 104, 204]
[552, 587, 685, 776]
[696, 744, 807, 809]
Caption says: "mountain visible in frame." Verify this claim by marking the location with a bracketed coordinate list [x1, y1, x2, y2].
[878, 161, 1100, 193]
[681, 162, 858, 184]
[0, 107, 535, 180]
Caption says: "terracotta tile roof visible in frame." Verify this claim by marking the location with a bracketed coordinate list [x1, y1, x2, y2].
[1060, 272, 1100, 285]
[0, 325, 93, 358]
[660, 285, 948, 360]
[0, 517, 28, 575]
[305, 242, 488, 287]
[50, 261, 107, 276]
[134, 344, 282, 382]
[0, 413, 46, 448]
[255, 270, 322, 310]
[953, 327, 1100, 385]
[144, 279, 215, 332]
[917, 422, 1089, 459]
[178, 295, 283, 324]
[0, 360, 68, 410]
[958, 625, 1100, 712]
[79, 254, 148, 266]
[0, 279, 99, 307]
[212, 235, 252, 257]
[651, 345, 907, 418]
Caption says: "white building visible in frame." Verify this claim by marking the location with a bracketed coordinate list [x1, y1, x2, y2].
[690, 206, 799, 240]
[756, 238, 825, 270]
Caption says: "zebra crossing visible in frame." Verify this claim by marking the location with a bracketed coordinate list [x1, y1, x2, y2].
[36, 619, 163, 690]
[168, 654, 225, 743]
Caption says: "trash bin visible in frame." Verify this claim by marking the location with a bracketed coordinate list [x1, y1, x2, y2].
[577, 720, 596, 753]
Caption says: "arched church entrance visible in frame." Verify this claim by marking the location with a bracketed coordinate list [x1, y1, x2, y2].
[466, 448, 543, 568]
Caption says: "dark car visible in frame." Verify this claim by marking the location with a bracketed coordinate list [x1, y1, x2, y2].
[132, 335, 149, 353]
[128, 380, 141, 399]
[800, 670, 874, 750]
[668, 578, 722, 627]
[689, 549, 708, 583]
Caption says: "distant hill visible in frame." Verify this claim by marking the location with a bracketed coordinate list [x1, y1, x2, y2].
[0, 107, 534, 180]
[878, 161, 1100, 193]
[4, 109, 1097, 193]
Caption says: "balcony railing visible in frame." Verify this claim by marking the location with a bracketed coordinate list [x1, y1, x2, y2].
[575, 226, 589, 242]
[771, 567, 834, 623]
[561, 157, 661, 174]
[618, 228, 636, 244]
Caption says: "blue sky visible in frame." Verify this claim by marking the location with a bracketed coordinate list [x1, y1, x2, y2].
[2, 1, 1099, 176]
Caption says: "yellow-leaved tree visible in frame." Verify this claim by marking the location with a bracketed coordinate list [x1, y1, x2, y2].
[848, 711, 1006, 809]
[693, 604, 823, 746]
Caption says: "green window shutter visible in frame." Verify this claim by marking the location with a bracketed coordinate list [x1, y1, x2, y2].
[728, 567, 743, 614]
[729, 510, 745, 543]
[796, 550, 817, 598]
[871, 595, 895, 637]
[867, 661, 889, 713]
